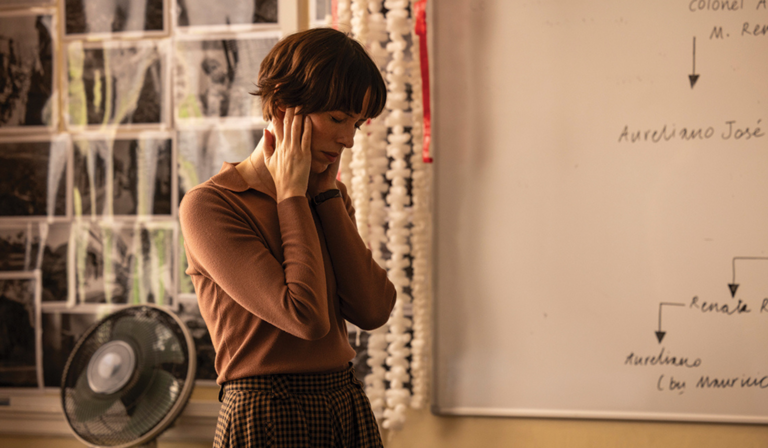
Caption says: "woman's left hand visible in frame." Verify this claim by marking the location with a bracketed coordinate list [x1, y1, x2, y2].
[308, 150, 342, 196]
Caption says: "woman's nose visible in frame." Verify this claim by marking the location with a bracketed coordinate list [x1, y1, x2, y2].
[338, 125, 356, 148]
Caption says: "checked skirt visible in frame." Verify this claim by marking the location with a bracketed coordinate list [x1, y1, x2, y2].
[213, 365, 383, 448]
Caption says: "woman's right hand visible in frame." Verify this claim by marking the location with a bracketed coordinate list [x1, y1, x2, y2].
[263, 107, 313, 202]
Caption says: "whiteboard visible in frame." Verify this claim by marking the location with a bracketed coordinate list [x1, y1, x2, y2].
[432, 0, 768, 423]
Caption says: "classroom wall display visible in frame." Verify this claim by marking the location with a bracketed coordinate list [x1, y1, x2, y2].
[64, 0, 165, 36]
[175, 0, 277, 30]
[433, 0, 768, 424]
[0, 10, 56, 132]
[0, 0, 285, 389]
[173, 33, 278, 123]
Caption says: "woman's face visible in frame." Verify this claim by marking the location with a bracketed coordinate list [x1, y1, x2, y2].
[306, 110, 366, 173]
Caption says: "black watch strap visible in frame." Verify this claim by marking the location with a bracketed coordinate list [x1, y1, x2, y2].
[312, 189, 341, 206]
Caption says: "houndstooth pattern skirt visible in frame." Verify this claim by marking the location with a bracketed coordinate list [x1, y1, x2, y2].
[213, 365, 383, 448]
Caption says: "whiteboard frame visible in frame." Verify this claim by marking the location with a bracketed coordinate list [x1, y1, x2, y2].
[429, 0, 768, 425]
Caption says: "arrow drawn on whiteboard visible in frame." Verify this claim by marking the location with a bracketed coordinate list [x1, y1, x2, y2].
[729, 257, 768, 298]
[689, 36, 700, 89]
[656, 302, 685, 343]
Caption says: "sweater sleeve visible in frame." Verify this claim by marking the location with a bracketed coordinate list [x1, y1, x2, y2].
[180, 187, 329, 340]
[314, 183, 396, 330]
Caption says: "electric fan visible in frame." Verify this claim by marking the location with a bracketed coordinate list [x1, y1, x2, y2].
[61, 305, 197, 447]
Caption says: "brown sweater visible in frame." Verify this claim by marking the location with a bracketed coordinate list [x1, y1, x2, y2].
[179, 158, 396, 384]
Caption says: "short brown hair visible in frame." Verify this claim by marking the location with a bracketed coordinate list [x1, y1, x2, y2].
[253, 28, 386, 121]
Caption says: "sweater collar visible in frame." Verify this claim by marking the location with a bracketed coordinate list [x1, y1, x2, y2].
[210, 154, 277, 201]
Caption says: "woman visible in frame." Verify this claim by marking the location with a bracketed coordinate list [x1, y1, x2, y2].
[179, 28, 396, 447]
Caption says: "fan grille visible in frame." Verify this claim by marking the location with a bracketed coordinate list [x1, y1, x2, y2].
[61, 306, 193, 447]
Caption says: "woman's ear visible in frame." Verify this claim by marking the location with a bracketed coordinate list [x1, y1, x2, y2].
[273, 102, 286, 120]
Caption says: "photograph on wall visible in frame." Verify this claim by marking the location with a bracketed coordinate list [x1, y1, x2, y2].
[0, 138, 68, 217]
[175, 0, 276, 29]
[348, 327, 371, 385]
[74, 134, 172, 216]
[67, 40, 168, 128]
[178, 237, 193, 294]
[0, 223, 70, 303]
[173, 33, 278, 122]
[73, 221, 127, 305]
[74, 220, 174, 306]
[40, 224, 71, 303]
[113, 136, 172, 215]
[177, 126, 261, 201]
[137, 222, 175, 307]
[72, 138, 109, 216]
[0, 11, 55, 131]
[312, 0, 331, 24]
[41, 310, 99, 388]
[0, 0, 55, 6]
[0, 225, 42, 272]
[64, 0, 165, 36]
[175, 296, 216, 381]
[0, 277, 39, 388]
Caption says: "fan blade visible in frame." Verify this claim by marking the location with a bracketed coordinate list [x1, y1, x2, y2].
[68, 370, 124, 423]
[124, 370, 180, 438]
[112, 317, 185, 365]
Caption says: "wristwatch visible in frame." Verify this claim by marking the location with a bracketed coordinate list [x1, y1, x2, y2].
[312, 189, 341, 206]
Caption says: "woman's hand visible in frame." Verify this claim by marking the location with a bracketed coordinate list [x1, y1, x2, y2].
[308, 150, 341, 197]
[263, 107, 312, 202]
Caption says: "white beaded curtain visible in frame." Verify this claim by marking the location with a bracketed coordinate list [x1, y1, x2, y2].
[331, 0, 433, 431]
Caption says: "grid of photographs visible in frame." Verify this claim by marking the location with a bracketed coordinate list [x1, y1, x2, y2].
[0, 0, 283, 389]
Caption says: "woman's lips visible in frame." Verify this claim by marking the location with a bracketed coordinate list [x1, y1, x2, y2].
[322, 152, 338, 162]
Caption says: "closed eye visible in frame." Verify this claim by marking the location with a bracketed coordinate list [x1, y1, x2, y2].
[331, 112, 365, 129]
